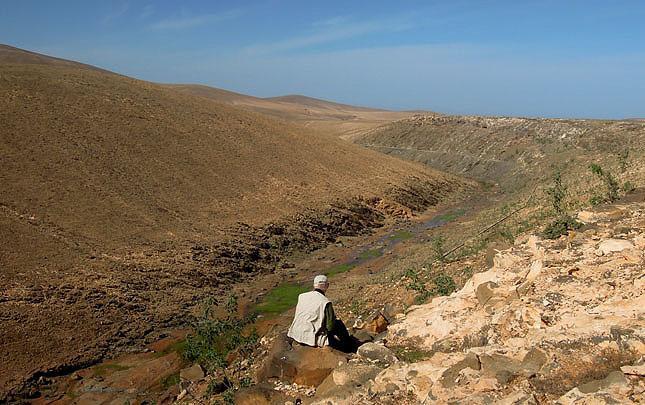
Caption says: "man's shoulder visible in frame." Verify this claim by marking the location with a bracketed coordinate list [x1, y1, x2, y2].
[299, 290, 331, 303]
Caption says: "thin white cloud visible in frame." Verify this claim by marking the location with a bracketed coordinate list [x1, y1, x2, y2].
[244, 17, 413, 55]
[148, 9, 241, 30]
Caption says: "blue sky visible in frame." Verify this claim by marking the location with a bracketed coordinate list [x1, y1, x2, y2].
[2, 0, 644, 118]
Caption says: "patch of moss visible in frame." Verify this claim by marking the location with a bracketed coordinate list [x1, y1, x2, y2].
[325, 263, 355, 277]
[255, 283, 309, 315]
[391, 346, 433, 363]
[92, 363, 130, 377]
[358, 248, 383, 260]
[160, 372, 180, 389]
[389, 229, 414, 241]
[437, 208, 466, 222]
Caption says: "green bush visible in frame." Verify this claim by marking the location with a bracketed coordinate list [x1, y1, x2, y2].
[542, 215, 581, 239]
[404, 268, 433, 304]
[432, 274, 456, 296]
[622, 181, 635, 193]
[589, 163, 619, 203]
[183, 296, 258, 399]
[543, 171, 582, 239]
[546, 171, 568, 216]
[431, 236, 446, 263]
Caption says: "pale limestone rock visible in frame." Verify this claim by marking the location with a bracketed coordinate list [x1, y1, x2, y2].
[621, 364, 645, 377]
[338, 201, 645, 403]
[598, 238, 634, 255]
[577, 210, 598, 223]
[493, 252, 523, 271]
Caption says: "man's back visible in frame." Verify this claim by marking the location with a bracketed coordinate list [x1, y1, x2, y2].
[287, 290, 330, 347]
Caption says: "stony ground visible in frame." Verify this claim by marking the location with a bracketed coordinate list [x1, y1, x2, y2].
[305, 193, 644, 404]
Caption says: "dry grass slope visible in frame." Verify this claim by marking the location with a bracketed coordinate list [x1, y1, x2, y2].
[166, 84, 428, 139]
[0, 46, 467, 398]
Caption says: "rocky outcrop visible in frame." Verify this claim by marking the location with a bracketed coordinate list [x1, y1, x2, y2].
[313, 198, 645, 403]
[256, 336, 349, 387]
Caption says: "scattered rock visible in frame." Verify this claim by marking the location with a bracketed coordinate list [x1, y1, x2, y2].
[179, 364, 204, 383]
[352, 329, 375, 344]
[357, 343, 398, 365]
[364, 312, 389, 334]
[578, 370, 629, 394]
[620, 363, 645, 376]
[475, 281, 498, 306]
[314, 363, 382, 401]
[598, 238, 634, 255]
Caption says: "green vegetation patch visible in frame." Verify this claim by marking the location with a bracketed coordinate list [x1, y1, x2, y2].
[254, 283, 309, 315]
[92, 363, 130, 377]
[358, 248, 383, 260]
[325, 263, 355, 277]
[160, 372, 180, 389]
[437, 208, 466, 222]
[391, 345, 433, 363]
[433, 274, 457, 296]
[155, 339, 187, 358]
[389, 229, 414, 241]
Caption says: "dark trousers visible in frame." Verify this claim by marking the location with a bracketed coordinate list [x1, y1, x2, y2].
[327, 319, 357, 353]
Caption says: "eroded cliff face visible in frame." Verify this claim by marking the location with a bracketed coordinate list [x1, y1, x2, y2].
[312, 195, 644, 404]
[357, 115, 645, 194]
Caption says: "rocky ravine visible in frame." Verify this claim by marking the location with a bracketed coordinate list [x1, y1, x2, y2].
[309, 197, 644, 404]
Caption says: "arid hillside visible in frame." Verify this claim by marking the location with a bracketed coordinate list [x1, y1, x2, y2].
[357, 115, 645, 195]
[0, 47, 469, 398]
[0, 44, 110, 73]
[166, 84, 425, 139]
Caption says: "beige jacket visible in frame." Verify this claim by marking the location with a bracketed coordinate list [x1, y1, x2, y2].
[287, 290, 330, 347]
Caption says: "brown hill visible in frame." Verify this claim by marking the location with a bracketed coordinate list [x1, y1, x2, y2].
[0, 43, 111, 73]
[165, 84, 428, 139]
[0, 46, 468, 397]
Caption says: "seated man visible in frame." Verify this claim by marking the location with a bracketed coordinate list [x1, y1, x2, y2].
[287, 275, 357, 353]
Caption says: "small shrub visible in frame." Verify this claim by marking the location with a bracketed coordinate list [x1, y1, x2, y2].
[589, 163, 619, 203]
[349, 299, 364, 315]
[160, 372, 180, 389]
[543, 171, 582, 239]
[622, 181, 635, 193]
[546, 171, 567, 216]
[183, 296, 258, 398]
[617, 149, 629, 173]
[404, 268, 433, 304]
[589, 195, 604, 206]
[432, 274, 456, 296]
[542, 215, 581, 239]
[431, 236, 446, 263]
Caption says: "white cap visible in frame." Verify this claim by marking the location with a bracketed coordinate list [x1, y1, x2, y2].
[313, 275, 329, 287]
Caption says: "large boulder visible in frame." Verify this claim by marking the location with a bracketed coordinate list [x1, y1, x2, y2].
[257, 336, 349, 386]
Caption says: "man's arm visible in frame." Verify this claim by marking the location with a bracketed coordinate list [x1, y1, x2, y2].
[324, 302, 336, 333]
